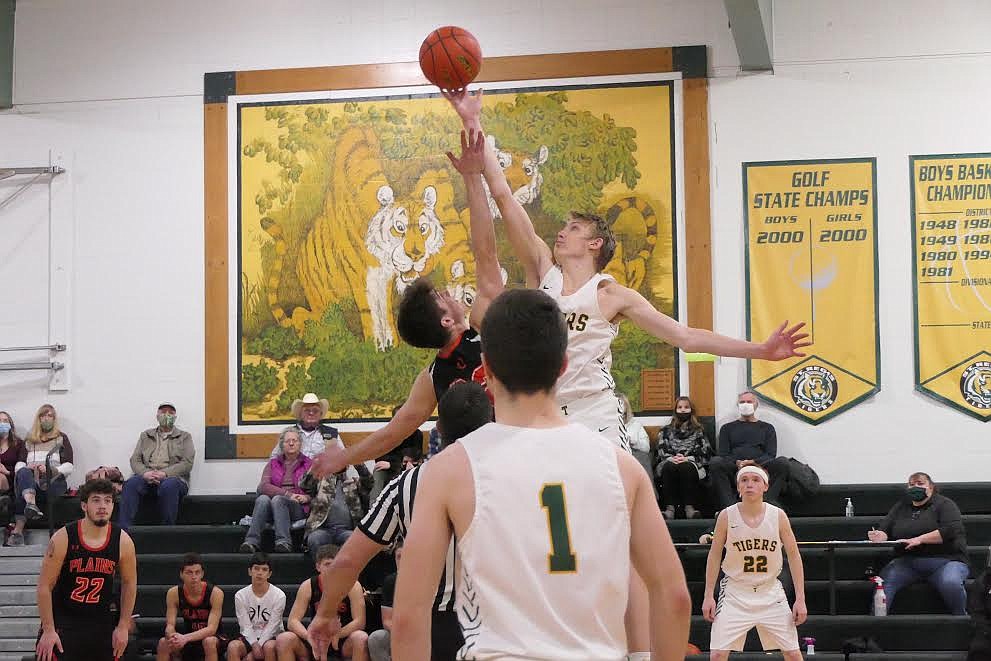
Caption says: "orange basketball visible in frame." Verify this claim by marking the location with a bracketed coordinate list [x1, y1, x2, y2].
[419, 26, 482, 90]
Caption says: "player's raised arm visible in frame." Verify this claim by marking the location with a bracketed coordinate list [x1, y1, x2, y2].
[617, 449, 691, 660]
[392, 454, 460, 660]
[36, 530, 68, 661]
[779, 510, 808, 625]
[310, 368, 436, 477]
[602, 281, 811, 360]
[443, 88, 553, 286]
[447, 127, 505, 325]
[702, 510, 729, 623]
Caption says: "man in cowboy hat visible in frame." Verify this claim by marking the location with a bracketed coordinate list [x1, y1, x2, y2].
[271, 393, 340, 460]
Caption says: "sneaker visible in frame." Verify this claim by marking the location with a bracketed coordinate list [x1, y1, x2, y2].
[239, 542, 258, 553]
[6, 532, 24, 547]
[24, 503, 43, 521]
[274, 541, 293, 553]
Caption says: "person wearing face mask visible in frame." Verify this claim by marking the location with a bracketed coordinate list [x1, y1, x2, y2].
[654, 396, 713, 520]
[8, 404, 74, 547]
[0, 410, 24, 524]
[708, 391, 790, 512]
[118, 402, 195, 530]
[867, 471, 969, 615]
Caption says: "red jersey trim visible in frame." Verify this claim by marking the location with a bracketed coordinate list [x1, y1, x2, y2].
[436, 332, 465, 360]
[183, 584, 209, 608]
[77, 520, 112, 552]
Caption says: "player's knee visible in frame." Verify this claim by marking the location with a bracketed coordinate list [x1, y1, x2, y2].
[203, 636, 218, 651]
[157, 637, 170, 652]
[349, 629, 369, 645]
[263, 639, 277, 650]
[274, 632, 294, 651]
[709, 651, 730, 661]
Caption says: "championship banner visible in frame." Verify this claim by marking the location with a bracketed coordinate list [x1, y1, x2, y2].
[911, 153, 991, 421]
[743, 159, 880, 424]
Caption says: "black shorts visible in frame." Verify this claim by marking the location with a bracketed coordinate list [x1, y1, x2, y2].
[179, 635, 228, 661]
[39, 622, 115, 661]
[431, 610, 464, 661]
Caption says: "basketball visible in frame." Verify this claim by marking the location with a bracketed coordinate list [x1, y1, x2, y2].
[419, 26, 482, 90]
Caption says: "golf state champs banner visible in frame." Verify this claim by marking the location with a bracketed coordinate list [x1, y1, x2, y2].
[911, 153, 991, 421]
[743, 158, 880, 424]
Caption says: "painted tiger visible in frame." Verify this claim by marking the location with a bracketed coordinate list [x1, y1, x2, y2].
[600, 195, 659, 291]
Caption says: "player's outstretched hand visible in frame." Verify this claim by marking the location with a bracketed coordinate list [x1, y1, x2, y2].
[760, 320, 812, 360]
[446, 129, 486, 176]
[36, 629, 63, 661]
[702, 595, 717, 623]
[441, 87, 483, 123]
[792, 598, 808, 626]
[310, 445, 348, 479]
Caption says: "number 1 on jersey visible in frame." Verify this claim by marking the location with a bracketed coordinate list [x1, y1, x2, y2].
[540, 483, 577, 573]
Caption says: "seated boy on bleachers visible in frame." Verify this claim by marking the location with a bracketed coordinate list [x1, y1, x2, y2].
[157, 552, 226, 661]
[276, 544, 368, 661]
[228, 552, 286, 661]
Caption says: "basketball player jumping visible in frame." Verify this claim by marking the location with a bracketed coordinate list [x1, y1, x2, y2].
[393, 289, 692, 661]
[702, 466, 807, 660]
[36, 478, 138, 661]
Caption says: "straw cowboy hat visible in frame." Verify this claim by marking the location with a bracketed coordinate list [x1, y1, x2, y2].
[290, 392, 329, 419]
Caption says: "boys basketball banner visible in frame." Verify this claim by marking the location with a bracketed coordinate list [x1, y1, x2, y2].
[911, 153, 991, 421]
[743, 158, 880, 424]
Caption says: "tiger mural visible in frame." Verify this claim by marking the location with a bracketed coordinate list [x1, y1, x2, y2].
[261, 127, 455, 349]
[481, 135, 549, 219]
[600, 195, 659, 292]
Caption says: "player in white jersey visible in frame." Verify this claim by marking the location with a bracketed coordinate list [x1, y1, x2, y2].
[444, 93, 809, 656]
[702, 466, 806, 660]
[392, 289, 691, 661]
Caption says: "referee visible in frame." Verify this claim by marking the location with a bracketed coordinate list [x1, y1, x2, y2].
[307, 382, 492, 661]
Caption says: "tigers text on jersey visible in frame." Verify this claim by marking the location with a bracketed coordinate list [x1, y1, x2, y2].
[456, 422, 630, 660]
[539, 268, 619, 404]
[358, 464, 457, 611]
[53, 520, 121, 624]
[721, 503, 784, 586]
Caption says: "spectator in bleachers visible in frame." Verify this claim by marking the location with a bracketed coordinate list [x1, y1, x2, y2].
[655, 396, 713, 520]
[0, 410, 24, 522]
[272, 393, 340, 460]
[401, 447, 423, 471]
[119, 402, 194, 530]
[278, 543, 369, 661]
[300, 461, 372, 563]
[371, 406, 423, 502]
[867, 471, 969, 615]
[968, 554, 991, 661]
[708, 391, 788, 511]
[367, 543, 402, 661]
[228, 552, 286, 661]
[8, 403, 73, 546]
[240, 427, 313, 554]
[157, 552, 225, 661]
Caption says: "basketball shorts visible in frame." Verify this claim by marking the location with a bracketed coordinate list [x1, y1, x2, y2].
[180, 635, 228, 661]
[432, 609, 465, 661]
[709, 578, 799, 652]
[560, 391, 629, 452]
[39, 620, 115, 661]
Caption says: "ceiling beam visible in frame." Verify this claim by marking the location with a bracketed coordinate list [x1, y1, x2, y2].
[724, 0, 773, 72]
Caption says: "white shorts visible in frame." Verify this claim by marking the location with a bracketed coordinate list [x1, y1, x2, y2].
[709, 578, 799, 652]
[560, 391, 629, 452]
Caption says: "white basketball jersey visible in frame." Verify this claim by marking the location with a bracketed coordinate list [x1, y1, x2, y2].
[456, 422, 630, 660]
[539, 267, 619, 404]
[721, 503, 784, 587]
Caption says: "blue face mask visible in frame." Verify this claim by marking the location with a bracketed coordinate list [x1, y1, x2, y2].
[0, 422, 9, 435]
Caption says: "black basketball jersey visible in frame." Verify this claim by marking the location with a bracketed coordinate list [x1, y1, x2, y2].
[177, 582, 214, 634]
[52, 520, 121, 624]
[308, 574, 352, 626]
[429, 328, 486, 403]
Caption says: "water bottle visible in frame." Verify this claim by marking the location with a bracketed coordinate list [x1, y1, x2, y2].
[845, 497, 854, 517]
[872, 576, 887, 616]
[803, 637, 816, 655]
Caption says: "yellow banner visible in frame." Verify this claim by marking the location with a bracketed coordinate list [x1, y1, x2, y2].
[743, 159, 880, 424]
[911, 153, 991, 421]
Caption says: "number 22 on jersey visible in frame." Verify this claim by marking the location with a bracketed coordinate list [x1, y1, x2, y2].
[540, 483, 578, 573]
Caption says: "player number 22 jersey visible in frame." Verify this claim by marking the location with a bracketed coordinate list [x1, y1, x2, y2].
[721, 503, 784, 587]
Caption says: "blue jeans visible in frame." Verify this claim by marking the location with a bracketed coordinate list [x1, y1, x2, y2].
[118, 474, 188, 530]
[14, 467, 67, 519]
[306, 523, 353, 561]
[880, 556, 969, 615]
[245, 494, 306, 546]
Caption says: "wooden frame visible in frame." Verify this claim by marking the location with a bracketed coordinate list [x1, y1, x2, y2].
[204, 46, 712, 459]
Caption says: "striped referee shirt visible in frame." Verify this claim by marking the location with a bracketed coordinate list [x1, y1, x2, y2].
[357, 464, 457, 612]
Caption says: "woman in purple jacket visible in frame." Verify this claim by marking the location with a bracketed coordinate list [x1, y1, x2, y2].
[240, 427, 313, 553]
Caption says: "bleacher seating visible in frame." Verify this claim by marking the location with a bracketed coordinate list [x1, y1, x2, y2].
[4, 482, 988, 660]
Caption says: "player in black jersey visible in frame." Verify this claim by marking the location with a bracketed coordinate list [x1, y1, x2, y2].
[36, 478, 138, 661]
[157, 552, 225, 661]
[276, 544, 367, 661]
[309, 147, 506, 482]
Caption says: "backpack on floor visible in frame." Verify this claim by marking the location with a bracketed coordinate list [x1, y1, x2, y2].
[784, 457, 820, 501]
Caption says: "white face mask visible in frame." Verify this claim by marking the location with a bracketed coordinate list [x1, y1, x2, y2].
[738, 402, 756, 417]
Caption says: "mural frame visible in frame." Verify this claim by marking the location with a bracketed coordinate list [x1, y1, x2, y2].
[205, 46, 714, 459]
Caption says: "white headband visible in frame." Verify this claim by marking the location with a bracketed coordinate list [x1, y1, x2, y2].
[737, 465, 769, 483]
